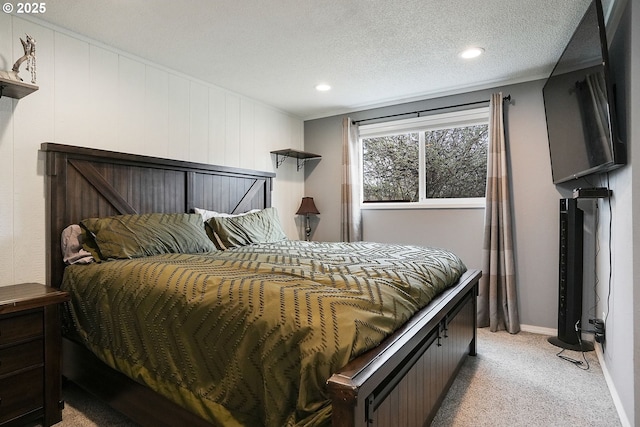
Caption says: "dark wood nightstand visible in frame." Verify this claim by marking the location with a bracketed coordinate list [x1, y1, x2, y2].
[0, 283, 69, 427]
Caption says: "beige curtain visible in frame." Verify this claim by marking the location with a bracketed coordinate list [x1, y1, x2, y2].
[478, 93, 520, 333]
[341, 117, 362, 242]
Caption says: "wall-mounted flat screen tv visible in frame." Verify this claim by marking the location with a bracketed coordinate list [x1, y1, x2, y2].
[543, 0, 625, 184]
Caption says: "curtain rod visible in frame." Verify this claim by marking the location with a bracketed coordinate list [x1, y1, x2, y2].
[352, 94, 511, 125]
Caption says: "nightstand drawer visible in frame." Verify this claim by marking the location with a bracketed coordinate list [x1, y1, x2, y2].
[0, 339, 43, 378]
[0, 284, 69, 426]
[0, 312, 43, 346]
[0, 368, 44, 423]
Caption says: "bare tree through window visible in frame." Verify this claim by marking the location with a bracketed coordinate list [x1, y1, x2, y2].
[425, 125, 488, 198]
[362, 119, 488, 203]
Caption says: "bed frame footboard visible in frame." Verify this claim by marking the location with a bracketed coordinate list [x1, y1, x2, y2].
[328, 269, 480, 427]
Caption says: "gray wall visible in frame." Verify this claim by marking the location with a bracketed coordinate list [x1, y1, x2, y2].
[631, 0, 639, 420]
[632, 0, 639, 421]
[598, 0, 637, 423]
[361, 208, 484, 273]
[304, 80, 568, 331]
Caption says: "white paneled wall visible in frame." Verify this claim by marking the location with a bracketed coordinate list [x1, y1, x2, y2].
[0, 15, 304, 287]
[0, 13, 13, 285]
[89, 45, 120, 148]
[168, 75, 190, 160]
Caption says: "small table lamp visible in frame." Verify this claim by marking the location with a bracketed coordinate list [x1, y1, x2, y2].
[296, 197, 320, 241]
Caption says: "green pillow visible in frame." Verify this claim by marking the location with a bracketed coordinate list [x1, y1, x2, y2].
[206, 207, 287, 249]
[81, 213, 216, 260]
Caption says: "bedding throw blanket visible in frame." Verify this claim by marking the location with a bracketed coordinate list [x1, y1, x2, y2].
[62, 241, 466, 427]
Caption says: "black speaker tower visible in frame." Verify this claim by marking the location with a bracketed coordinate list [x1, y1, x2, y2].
[548, 198, 594, 352]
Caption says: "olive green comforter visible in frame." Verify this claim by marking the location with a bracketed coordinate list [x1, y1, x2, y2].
[62, 240, 466, 427]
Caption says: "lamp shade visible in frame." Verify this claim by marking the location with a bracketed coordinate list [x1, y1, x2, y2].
[296, 197, 320, 215]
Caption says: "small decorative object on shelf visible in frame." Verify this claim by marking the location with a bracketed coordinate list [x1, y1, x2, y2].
[271, 149, 321, 171]
[0, 33, 39, 99]
[296, 197, 320, 241]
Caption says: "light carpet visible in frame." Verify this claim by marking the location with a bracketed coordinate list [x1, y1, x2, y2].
[431, 328, 620, 426]
[53, 328, 621, 426]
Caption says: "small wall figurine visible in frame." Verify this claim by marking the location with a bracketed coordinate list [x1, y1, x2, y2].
[0, 34, 37, 84]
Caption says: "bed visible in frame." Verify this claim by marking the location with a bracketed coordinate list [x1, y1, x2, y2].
[42, 143, 481, 427]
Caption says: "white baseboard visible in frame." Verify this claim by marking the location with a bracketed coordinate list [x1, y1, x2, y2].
[594, 343, 632, 427]
[520, 324, 556, 336]
[519, 324, 597, 343]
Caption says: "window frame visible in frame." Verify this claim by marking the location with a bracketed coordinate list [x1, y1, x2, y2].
[358, 106, 490, 210]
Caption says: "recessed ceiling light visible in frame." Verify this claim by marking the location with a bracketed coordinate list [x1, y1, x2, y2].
[460, 47, 485, 59]
[315, 84, 331, 92]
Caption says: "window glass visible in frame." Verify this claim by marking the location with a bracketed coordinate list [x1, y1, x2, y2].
[359, 107, 489, 207]
[362, 133, 419, 202]
[424, 125, 488, 198]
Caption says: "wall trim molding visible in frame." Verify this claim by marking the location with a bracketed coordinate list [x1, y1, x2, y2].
[595, 343, 632, 427]
[519, 324, 556, 336]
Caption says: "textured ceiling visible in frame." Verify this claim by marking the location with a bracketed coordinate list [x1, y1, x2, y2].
[32, 0, 608, 119]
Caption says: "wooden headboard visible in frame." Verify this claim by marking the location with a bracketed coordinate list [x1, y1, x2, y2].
[42, 143, 275, 289]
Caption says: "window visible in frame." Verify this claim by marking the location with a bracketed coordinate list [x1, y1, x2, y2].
[359, 107, 489, 208]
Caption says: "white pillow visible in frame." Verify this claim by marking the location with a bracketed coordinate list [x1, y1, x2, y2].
[194, 207, 261, 222]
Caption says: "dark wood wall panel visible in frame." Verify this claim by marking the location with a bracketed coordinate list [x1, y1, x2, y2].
[190, 172, 267, 214]
[66, 162, 189, 220]
[43, 143, 274, 288]
[369, 296, 475, 427]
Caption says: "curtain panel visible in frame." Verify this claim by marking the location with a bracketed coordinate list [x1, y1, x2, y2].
[341, 117, 362, 242]
[478, 93, 520, 333]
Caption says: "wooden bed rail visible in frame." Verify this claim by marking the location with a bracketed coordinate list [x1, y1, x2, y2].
[328, 269, 480, 427]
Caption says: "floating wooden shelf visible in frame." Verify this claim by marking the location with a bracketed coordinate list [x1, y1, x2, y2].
[271, 149, 321, 171]
[0, 76, 39, 99]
